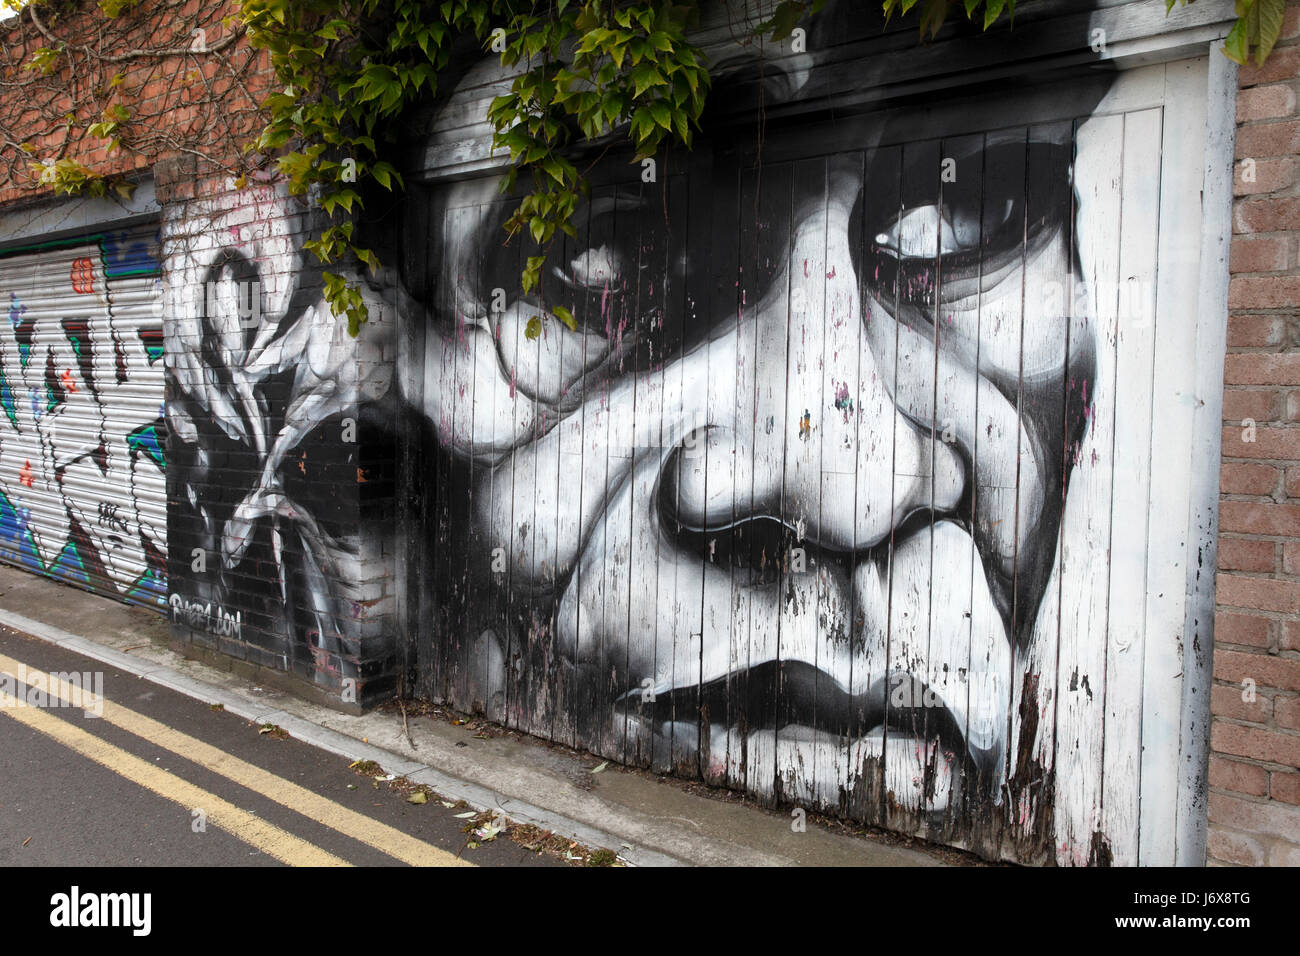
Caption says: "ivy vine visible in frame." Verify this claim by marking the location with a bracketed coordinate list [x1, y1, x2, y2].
[1, 0, 1289, 334]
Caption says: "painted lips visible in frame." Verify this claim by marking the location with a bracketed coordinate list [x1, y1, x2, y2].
[601, 514, 1012, 811]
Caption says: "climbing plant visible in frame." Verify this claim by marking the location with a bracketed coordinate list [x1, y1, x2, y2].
[0, 0, 1288, 333]
[0, 0, 264, 199]
[239, 0, 1291, 334]
[239, 0, 727, 333]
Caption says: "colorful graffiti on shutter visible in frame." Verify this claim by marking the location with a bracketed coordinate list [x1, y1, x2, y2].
[0, 232, 167, 607]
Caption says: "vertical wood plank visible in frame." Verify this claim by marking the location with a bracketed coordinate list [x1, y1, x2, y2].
[967, 129, 1030, 853]
[1179, 51, 1230, 866]
[1008, 122, 1075, 863]
[698, 159, 742, 788]
[883, 138, 940, 837]
[735, 160, 795, 802]
[1098, 107, 1162, 866]
[1050, 113, 1120, 866]
[544, 198, 590, 749]
[623, 170, 684, 769]
[950, 132, 1017, 855]
[847, 144, 901, 829]
[576, 184, 619, 756]
[931, 132, 986, 843]
[395, 192, 426, 701]
[1139, 60, 1207, 865]
[451, 200, 486, 715]
[660, 153, 709, 777]
[811, 153, 865, 814]
[823, 150, 869, 816]
[483, 199, 521, 729]
[774, 156, 830, 809]
[428, 203, 471, 707]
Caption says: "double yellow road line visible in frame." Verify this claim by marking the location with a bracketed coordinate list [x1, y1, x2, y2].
[0, 652, 472, 867]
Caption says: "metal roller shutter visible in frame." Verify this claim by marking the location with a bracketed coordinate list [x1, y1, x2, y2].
[0, 224, 166, 611]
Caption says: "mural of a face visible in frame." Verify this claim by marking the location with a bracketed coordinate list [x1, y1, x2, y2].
[0, 234, 166, 605]
[406, 1, 1121, 832]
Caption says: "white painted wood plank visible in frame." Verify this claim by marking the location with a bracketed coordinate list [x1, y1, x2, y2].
[1098, 105, 1163, 867]
[1178, 48, 1233, 866]
[1055, 110, 1125, 866]
[1138, 57, 1208, 866]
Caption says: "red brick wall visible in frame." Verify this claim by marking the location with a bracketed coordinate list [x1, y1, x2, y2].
[1212, 0, 1300, 868]
[0, 5, 397, 707]
[0, 0, 272, 206]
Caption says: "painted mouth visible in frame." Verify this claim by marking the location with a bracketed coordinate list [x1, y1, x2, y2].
[616, 658, 998, 779]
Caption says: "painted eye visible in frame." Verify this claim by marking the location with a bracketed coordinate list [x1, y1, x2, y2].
[874, 204, 983, 259]
[555, 245, 625, 290]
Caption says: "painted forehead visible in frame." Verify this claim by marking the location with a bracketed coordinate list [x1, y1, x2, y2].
[428, 0, 1113, 349]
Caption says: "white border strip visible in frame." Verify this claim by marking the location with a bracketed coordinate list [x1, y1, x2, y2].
[1176, 39, 1236, 867]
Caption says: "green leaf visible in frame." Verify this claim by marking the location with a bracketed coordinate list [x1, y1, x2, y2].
[1252, 0, 1287, 65]
[648, 101, 673, 131]
[1223, 18, 1250, 64]
[552, 305, 577, 331]
[522, 256, 546, 294]
[524, 316, 542, 340]
[631, 62, 667, 97]
[984, 0, 1008, 30]
[764, 1, 803, 41]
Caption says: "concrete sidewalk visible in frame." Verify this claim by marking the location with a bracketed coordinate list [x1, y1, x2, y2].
[0, 565, 961, 867]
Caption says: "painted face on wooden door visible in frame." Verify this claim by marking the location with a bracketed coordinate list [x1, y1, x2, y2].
[411, 9, 1114, 820]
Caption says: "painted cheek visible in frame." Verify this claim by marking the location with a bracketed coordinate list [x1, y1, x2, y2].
[493, 301, 610, 407]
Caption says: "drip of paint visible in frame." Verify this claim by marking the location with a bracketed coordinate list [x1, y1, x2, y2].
[0, 367, 16, 429]
[833, 382, 854, 421]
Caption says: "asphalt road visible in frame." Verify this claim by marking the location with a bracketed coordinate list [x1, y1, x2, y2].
[0, 626, 563, 867]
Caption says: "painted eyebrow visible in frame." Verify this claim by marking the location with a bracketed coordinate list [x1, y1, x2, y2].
[939, 130, 1070, 166]
[587, 191, 647, 218]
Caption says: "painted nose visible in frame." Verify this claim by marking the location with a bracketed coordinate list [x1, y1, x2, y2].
[661, 173, 965, 555]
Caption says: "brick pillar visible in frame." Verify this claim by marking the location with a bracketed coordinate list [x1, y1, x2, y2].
[1211, 1, 1300, 867]
[160, 174, 399, 712]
